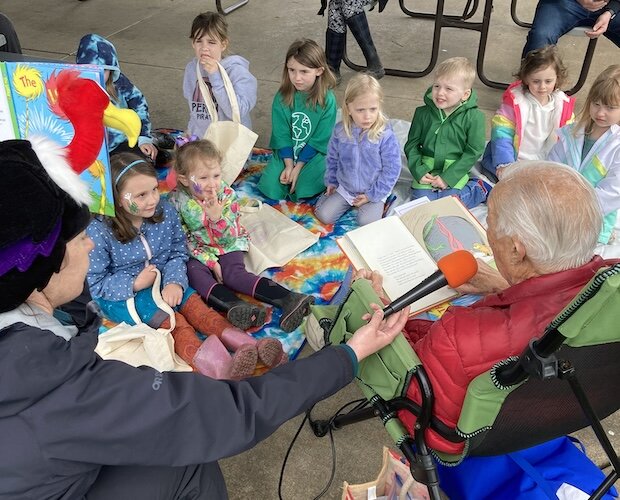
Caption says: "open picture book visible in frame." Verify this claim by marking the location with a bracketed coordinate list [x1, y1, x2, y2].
[337, 196, 493, 316]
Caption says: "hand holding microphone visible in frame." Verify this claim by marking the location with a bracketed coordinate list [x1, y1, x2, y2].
[382, 250, 479, 317]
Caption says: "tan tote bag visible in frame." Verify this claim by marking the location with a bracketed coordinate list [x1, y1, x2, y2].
[95, 269, 192, 373]
[197, 61, 258, 185]
[239, 198, 320, 275]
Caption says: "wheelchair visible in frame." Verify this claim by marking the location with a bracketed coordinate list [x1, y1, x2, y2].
[309, 262, 620, 499]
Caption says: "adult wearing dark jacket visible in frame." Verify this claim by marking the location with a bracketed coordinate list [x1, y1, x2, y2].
[0, 138, 408, 499]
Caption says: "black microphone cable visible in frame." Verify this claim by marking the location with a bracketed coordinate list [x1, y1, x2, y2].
[278, 397, 369, 500]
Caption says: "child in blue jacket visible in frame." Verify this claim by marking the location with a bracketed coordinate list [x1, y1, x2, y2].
[76, 33, 158, 160]
[315, 73, 400, 226]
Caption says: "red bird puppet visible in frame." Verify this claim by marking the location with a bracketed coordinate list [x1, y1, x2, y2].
[45, 69, 140, 174]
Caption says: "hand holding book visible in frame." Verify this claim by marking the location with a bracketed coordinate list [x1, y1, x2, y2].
[337, 196, 493, 316]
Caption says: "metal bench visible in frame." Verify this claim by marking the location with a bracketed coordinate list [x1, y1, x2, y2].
[343, 0, 598, 95]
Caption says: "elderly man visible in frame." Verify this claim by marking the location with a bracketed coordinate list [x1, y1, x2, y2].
[397, 161, 614, 454]
[523, 0, 620, 56]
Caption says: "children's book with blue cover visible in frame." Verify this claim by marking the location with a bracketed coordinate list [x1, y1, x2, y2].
[2, 61, 115, 215]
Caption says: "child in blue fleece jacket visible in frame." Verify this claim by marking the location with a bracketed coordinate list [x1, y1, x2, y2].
[315, 73, 400, 226]
[76, 33, 158, 160]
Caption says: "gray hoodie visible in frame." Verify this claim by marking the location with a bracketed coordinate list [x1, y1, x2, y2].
[183, 55, 257, 138]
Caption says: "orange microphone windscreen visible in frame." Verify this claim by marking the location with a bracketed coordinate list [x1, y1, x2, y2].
[436, 250, 478, 288]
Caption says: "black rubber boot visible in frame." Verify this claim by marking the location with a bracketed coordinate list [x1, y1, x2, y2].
[345, 12, 385, 79]
[325, 29, 346, 85]
[254, 278, 315, 333]
[207, 285, 267, 330]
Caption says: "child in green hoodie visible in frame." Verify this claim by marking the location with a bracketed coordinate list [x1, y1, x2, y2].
[404, 57, 488, 208]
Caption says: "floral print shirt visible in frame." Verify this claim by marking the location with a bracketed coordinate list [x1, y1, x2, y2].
[169, 183, 249, 269]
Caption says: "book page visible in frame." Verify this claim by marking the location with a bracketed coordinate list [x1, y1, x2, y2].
[336, 237, 367, 271]
[0, 63, 18, 141]
[393, 196, 430, 217]
[344, 216, 444, 303]
[399, 196, 492, 263]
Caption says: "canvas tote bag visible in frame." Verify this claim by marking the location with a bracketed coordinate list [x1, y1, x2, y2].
[196, 61, 258, 185]
[342, 447, 430, 500]
[239, 198, 319, 275]
[95, 269, 192, 372]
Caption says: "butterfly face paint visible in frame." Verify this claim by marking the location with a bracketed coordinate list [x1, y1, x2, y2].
[190, 175, 203, 196]
[118, 173, 160, 220]
[187, 160, 222, 201]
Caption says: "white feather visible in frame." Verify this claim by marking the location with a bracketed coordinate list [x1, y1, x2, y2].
[29, 135, 92, 206]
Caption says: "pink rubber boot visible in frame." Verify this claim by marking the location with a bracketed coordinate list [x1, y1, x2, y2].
[220, 328, 287, 368]
[193, 335, 258, 380]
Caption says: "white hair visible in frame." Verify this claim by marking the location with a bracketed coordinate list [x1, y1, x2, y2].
[491, 161, 601, 273]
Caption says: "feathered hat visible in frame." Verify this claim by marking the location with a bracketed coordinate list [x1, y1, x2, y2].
[0, 137, 91, 312]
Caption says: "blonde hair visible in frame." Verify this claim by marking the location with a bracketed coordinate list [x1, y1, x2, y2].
[575, 64, 620, 136]
[190, 11, 228, 44]
[279, 38, 336, 109]
[106, 153, 163, 244]
[105, 73, 118, 103]
[174, 139, 223, 178]
[342, 73, 387, 142]
[435, 57, 476, 89]
[515, 45, 568, 91]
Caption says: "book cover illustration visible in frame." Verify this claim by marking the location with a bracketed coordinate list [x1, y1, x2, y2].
[400, 197, 492, 262]
[421, 215, 492, 261]
[4, 61, 114, 215]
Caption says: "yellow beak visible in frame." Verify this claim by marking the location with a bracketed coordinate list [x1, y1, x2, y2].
[103, 103, 141, 147]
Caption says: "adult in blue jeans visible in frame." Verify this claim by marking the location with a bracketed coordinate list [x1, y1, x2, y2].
[523, 0, 620, 57]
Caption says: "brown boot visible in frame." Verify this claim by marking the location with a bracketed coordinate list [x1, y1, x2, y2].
[194, 336, 257, 380]
[179, 293, 235, 336]
[161, 312, 201, 368]
[180, 293, 259, 377]
[162, 312, 258, 379]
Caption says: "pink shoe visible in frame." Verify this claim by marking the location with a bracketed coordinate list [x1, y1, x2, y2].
[256, 338, 286, 368]
[220, 328, 285, 368]
[193, 336, 257, 380]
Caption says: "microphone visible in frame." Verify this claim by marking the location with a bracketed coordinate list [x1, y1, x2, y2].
[382, 250, 479, 317]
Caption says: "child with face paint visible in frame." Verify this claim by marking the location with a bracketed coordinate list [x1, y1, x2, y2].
[169, 140, 315, 333]
[86, 152, 285, 379]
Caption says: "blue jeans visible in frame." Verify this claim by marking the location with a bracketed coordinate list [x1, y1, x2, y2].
[523, 0, 620, 56]
[411, 179, 489, 209]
